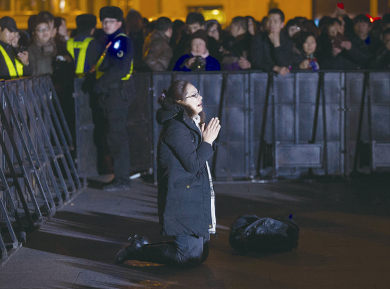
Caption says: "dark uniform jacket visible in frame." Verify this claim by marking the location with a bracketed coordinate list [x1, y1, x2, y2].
[0, 40, 33, 80]
[94, 29, 133, 92]
[70, 34, 102, 73]
[251, 32, 294, 71]
[143, 30, 172, 71]
[156, 102, 215, 238]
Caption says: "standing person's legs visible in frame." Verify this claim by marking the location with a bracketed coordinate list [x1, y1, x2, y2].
[103, 87, 131, 190]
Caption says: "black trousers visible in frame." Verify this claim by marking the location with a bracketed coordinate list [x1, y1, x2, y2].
[100, 85, 131, 182]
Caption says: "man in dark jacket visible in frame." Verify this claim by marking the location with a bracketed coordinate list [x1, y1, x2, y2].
[0, 16, 32, 80]
[368, 28, 390, 69]
[143, 17, 173, 71]
[92, 6, 134, 191]
[251, 9, 292, 76]
[222, 16, 252, 70]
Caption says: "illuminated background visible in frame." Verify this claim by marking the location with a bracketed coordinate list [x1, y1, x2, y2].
[0, 0, 389, 29]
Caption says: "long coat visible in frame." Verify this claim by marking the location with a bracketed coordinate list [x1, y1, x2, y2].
[156, 102, 215, 238]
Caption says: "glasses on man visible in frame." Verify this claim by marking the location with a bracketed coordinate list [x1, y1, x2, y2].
[101, 19, 118, 26]
[36, 27, 49, 33]
[186, 90, 201, 99]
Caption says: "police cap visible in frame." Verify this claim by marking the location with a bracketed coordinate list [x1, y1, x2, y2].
[0, 16, 18, 32]
[76, 14, 97, 30]
[100, 6, 123, 22]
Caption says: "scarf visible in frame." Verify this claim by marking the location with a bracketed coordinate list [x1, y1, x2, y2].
[193, 115, 217, 235]
[191, 49, 210, 59]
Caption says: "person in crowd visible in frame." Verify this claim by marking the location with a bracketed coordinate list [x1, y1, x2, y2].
[169, 19, 185, 48]
[0, 16, 32, 80]
[222, 16, 252, 70]
[285, 19, 300, 39]
[292, 31, 319, 71]
[27, 15, 37, 45]
[301, 19, 319, 36]
[368, 28, 390, 69]
[251, 8, 293, 76]
[354, 14, 382, 55]
[246, 16, 258, 36]
[260, 16, 268, 33]
[27, 14, 57, 76]
[170, 12, 221, 70]
[144, 20, 156, 39]
[115, 79, 220, 268]
[37, 11, 56, 38]
[173, 29, 220, 72]
[317, 18, 369, 70]
[125, 9, 145, 72]
[205, 19, 223, 54]
[91, 6, 134, 191]
[67, 14, 101, 77]
[54, 17, 68, 42]
[143, 17, 173, 71]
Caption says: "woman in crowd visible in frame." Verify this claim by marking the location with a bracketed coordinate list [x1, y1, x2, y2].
[292, 31, 319, 71]
[173, 29, 220, 71]
[115, 80, 220, 268]
[245, 16, 258, 36]
[28, 16, 56, 76]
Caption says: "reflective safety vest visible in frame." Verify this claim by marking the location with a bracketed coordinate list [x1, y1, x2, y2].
[67, 37, 94, 77]
[95, 33, 133, 81]
[0, 44, 23, 78]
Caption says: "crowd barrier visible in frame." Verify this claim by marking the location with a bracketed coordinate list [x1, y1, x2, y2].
[0, 76, 83, 264]
[74, 70, 390, 183]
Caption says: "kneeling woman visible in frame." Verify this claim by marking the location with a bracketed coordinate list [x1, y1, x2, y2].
[115, 80, 221, 268]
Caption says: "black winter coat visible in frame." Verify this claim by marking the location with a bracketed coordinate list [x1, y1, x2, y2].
[156, 102, 215, 238]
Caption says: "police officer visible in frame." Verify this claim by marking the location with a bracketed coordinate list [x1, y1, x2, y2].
[67, 14, 102, 77]
[0, 16, 32, 80]
[93, 6, 134, 191]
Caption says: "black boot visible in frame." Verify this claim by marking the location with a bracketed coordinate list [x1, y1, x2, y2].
[115, 235, 150, 264]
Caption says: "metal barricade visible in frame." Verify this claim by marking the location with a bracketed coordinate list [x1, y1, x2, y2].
[73, 71, 390, 183]
[0, 76, 83, 264]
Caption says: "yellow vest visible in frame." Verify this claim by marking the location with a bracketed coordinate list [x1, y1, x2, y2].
[67, 37, 94, 77]
[0, 44, 23, 78]
[95, 33, 133, 81]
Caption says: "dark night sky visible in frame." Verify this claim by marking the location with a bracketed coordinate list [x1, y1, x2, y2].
[313, 0, 389, 18]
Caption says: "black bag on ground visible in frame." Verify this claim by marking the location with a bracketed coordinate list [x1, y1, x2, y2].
[229, 215, 299, 253]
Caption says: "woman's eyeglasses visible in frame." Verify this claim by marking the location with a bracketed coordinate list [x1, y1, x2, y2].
[36, 28, 49, 33]
[186, 90, 200, 99]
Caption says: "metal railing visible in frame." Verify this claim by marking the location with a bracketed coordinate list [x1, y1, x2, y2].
[0, 76, 83, 264]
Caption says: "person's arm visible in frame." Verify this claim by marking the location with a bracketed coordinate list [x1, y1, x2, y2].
[342, 38, 370, 66]
[250, 34, 264, 70]
[164, 123, 215, 174]
[173, 54, 192, 71]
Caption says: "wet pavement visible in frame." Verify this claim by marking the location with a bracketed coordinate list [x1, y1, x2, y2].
[1, 175, 390, 289]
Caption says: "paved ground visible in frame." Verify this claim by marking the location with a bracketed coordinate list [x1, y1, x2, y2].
[1, 175, 390, 289]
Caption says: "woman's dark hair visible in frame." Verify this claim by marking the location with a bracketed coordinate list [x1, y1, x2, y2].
[296, 31, 316, 53]
[54, 17, 65, 30]
[158, 80, 205, 121]
[245, 16, 258, 35]
[158, 80, 190, 106]
[125, 9, 143, 34]
[205, 19, 222, 38]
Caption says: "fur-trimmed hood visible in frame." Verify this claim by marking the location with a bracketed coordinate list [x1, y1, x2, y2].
[156, 100, 205, 125]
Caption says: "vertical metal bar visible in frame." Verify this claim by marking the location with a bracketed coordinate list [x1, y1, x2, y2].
[271, 75, 276, 179]
[151, 73, 158, 185]
[321, 73, 329, 176]
[256, 73, 272, 176]
[0, 228, 7, 259]
[310, 72, 322, 144]
[366, 72, 373, 172]
[22, 81, 63, 206]
[44, 80, 81, 190]
[352, 72, 368, 173]
[340, 72, 347, 176]
[244, 72, 250, 178]
[0, 188, 18, 246]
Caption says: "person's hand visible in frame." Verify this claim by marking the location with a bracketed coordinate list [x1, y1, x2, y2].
[268, 32, 281, 47]
[184, 57, 196, 68]
[201, 117, 221, 145]
[299, 59, 310, 70]
[341, 41, 352, 50]
[332, 47, 342, 56]
[17, 51, 29, 66]
[238, 57, 251, 69]
[273, 66, 290, 76]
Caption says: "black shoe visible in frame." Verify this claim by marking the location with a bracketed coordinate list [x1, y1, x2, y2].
[115, 235, 150, 264]
[103, 180, 131, 192]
